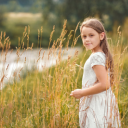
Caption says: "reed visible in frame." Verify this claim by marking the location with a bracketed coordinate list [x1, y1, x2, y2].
[0, 22, 127, 128]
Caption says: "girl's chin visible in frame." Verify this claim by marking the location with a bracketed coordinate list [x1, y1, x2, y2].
[85, 47, 92, 50]
[83, 45, 93, 50]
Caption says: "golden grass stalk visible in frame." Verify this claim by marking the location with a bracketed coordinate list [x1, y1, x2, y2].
[0, 22, 127, 128]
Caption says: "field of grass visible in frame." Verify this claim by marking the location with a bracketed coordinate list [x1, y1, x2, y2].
[2, 12, 128, 49]
[1, 12, 68, 49]
[0, 21, 128, 128]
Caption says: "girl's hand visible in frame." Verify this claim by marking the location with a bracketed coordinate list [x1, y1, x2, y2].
[70, 89, 83, 99]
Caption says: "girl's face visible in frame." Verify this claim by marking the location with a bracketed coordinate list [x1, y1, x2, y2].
[81, 26, 104, 52]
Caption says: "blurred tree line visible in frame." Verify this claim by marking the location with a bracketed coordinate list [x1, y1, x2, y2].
[0, 0, 128, 48]
[42, 0, 128, 31]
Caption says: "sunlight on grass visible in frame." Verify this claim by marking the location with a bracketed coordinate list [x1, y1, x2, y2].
[0, 21, 127, 127]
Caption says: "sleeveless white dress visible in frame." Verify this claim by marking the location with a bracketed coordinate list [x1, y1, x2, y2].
[79, 52, 121, 128]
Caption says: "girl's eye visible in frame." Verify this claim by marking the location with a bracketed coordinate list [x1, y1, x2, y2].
[83, 36, 86, 38]
[90, 35, 93, 37]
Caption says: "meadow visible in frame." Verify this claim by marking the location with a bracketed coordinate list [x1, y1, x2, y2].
[0, 20, 128, 128]
[1, 12, 66, 49]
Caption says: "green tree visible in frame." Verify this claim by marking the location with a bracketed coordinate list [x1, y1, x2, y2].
[62, 0, 128, 31]
[0, 8, 5, 27]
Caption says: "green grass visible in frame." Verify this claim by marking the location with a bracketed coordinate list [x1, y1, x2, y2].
[0, 20, 128, 127]
[0, 49, 128, 127]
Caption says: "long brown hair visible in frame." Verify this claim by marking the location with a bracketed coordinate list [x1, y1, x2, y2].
[80, 17, 114, 86]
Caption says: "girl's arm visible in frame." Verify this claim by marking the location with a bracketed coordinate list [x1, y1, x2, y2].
[70, 65, 110, 99]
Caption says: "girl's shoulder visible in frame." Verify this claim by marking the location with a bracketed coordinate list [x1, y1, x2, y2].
[90, 52, 106, 59]
[89, 52, 106, 67]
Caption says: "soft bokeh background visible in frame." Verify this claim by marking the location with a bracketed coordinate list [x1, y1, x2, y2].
[0, 0, 128, 127]
[0, 0, 128, 48]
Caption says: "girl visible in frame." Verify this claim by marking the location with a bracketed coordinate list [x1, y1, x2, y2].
[70, 18, 121, 128]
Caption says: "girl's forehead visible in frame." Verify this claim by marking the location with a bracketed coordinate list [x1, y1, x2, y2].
[81, 26, 97, 34]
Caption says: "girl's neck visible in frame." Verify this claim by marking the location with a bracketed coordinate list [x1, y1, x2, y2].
[91, 44, 103, 53]
[91, 49, 104, 53]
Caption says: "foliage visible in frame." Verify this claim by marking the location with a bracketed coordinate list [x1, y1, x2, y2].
[42, 0, 128, 31]
[0, 0, 128, 48]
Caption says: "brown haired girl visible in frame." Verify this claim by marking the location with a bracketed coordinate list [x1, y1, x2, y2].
[70, 18, 121, 128]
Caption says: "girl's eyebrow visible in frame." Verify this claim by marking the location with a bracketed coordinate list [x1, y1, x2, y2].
[81, 32, 94, 35]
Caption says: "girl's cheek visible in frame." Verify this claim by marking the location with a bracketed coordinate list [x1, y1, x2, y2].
[82, 38, 85, 42]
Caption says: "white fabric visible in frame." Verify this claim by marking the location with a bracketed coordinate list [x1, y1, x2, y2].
[79, 52, 121, 128]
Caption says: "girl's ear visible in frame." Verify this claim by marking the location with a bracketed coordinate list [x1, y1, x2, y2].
[100, 32, 105, 40]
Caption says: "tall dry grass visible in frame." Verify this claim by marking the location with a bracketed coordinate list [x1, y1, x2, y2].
[0, 21, 127, 128]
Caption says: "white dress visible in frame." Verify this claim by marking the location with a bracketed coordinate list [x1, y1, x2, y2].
[79, 52, 121, 128]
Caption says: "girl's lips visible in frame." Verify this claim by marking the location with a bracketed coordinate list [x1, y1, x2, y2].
[86, 44, 91, 45]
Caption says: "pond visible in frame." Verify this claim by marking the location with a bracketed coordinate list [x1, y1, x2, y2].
[0, 47, 82, 89]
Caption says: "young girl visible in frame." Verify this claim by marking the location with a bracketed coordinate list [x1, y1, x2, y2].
[70, 18, 121, 128]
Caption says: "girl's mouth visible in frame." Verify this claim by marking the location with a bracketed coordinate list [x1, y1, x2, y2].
[86, 44, 91, 46]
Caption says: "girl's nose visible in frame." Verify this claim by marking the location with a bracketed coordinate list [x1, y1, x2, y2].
[85, 36, 90, 41]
